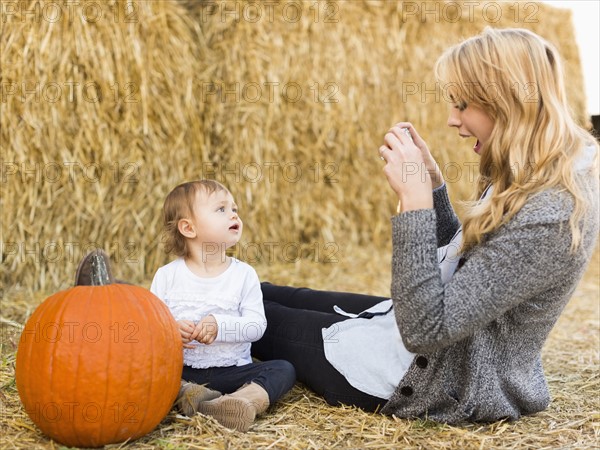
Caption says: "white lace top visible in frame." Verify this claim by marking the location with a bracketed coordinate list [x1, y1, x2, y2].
[150, 258, 266, 369]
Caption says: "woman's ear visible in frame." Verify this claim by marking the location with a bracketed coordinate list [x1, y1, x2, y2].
[178, 219, 196, 238]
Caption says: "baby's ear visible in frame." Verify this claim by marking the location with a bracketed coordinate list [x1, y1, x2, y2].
[178, 219, 196, 238]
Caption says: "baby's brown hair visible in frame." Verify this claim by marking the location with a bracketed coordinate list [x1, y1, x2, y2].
[162, 179, 230, 257]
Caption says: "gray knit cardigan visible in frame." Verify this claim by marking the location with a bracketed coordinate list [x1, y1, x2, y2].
[380, 174, 598, 423]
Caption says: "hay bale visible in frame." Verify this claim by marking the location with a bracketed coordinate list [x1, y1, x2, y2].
[0, 0, 589, 293]
[1, 0, 205, 290]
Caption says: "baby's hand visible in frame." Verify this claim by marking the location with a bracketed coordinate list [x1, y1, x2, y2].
[193, 315, 218, 345]
[177, 320, 198, 348]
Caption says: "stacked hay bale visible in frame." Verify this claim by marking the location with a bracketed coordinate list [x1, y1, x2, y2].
[1, 0, 587, 292]
[1, 0, 205, 288]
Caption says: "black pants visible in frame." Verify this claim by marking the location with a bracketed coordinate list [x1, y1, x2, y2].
[251, 283, 389, 412]
[182, 360, 296, 405]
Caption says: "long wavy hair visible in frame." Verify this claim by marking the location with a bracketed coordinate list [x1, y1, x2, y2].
[434, 27, 598, 253]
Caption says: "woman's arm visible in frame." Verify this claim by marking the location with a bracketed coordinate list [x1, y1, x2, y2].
[390, 192, 577, 354]
[432, 184, 460, 246]
[380, 123, 458, 245]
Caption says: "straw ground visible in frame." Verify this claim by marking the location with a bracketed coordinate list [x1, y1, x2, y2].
[1, 244, 598, 449]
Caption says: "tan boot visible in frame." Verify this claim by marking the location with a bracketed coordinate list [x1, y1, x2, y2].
[196, 382, 270, 432]
[176, 381, 222, 417]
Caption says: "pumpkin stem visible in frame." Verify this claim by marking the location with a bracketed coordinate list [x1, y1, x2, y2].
[90, 253, 112, 286]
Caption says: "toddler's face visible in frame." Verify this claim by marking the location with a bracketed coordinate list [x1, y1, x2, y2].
[190, 189, 243, 249]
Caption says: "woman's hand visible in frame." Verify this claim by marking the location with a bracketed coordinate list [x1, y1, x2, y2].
[396, 123, 443, 189]
[380, 123, 440, 212]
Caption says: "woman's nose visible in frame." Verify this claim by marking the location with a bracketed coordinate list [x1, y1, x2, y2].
[447, 109, 461, 128]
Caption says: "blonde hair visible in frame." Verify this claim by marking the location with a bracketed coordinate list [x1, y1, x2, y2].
[434, 27, 598, 253]
[162, 179, 230, 257]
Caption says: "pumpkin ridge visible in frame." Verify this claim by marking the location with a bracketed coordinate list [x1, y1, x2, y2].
[61, 290, 91, 440]
[107, 283, 139, 444]
[99, 284, 114, 444]
[50, 289, 81, 444]
[40, 290, 72, 443]
[70, 286, 95, 447]
[131, 284, 157, 438]
[16, 293, 58, 432]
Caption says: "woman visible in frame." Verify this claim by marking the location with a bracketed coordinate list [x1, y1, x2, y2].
[251, 27, 599, 423]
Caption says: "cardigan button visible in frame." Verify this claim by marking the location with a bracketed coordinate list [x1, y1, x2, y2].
[400, 386, 414, 396]
[416, 356, 428, 368]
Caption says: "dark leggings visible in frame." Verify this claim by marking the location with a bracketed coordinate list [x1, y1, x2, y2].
[251, 282, 389, 412]
[182, 359, 296, 405]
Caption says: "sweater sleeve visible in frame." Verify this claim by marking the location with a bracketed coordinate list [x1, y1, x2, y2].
[390, 201, 574, 354]
[432, 183, 461, 246]
[211, 267, 267, 343]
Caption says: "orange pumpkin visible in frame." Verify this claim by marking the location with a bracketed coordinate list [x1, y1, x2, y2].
[16, 261, 183, 448]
